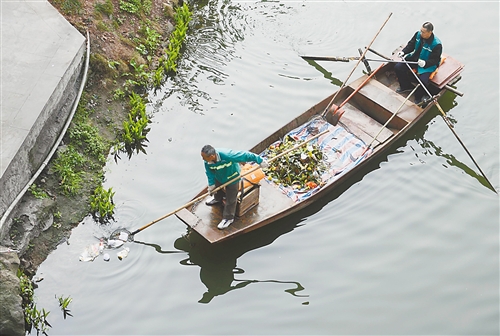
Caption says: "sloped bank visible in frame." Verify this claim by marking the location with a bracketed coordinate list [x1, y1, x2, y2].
[0, 0, 190, 334]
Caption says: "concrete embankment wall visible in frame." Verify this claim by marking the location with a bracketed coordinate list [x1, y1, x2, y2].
[0, 1, 86, 334]
[0, 0, 86, 239]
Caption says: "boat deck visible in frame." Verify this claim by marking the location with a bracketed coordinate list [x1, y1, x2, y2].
[177, 180, 294, 243]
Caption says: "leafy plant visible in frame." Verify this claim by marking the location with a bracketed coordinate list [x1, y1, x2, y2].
[119, 0, 141, 14]
[157, 2, 192, 80]
[90, 186, 115, 222]
[29, 184, 48, 199]
[57, 295, 73, 319]
[69, 121, 107, 163]
[18, 269, 52, 335]
[53, 146, 85, 195]
[113, 88, 126, 100]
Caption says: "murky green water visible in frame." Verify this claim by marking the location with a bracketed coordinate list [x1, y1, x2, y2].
[31, 1, 498, 334]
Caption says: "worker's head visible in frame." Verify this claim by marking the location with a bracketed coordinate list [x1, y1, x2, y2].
[201, 145, 217, 163]
[420, 22, 434, 39]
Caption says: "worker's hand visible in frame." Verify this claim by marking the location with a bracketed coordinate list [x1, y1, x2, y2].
[208, 185, 215, 195]
[260, 159, 269, 169]
[397, 51, 405, 58]
[418, 59, 426, 67]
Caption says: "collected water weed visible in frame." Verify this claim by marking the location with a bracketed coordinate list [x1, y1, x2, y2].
[90, 185, 115, 222]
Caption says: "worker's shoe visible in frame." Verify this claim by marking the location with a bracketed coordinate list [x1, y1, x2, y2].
[217, 218, 234, 229]
[205, 197, 221, 206]
[415, 94, 430, 107]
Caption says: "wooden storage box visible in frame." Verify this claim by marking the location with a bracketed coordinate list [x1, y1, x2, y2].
[236, 185, 260, 217]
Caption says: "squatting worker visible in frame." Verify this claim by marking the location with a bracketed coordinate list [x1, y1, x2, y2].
[201, 145, 269, 230]
[394, 22, 442, 105]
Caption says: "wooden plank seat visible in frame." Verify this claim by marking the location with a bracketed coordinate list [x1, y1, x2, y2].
[337, 102, 393, 147]
[348, 76, 422, 130]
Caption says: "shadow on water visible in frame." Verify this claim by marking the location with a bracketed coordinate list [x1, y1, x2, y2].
[173, 221, 311, 304]
[404, 89, 496, 192]
[304, 59, 343, 87]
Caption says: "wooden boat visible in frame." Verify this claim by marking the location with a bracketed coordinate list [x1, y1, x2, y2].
[176, 49, 464, 244]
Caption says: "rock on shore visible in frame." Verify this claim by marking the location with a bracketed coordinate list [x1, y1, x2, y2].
[0, 248, 24, 336]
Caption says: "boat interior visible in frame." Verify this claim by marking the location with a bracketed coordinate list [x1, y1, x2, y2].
[177, 54, 464, 243]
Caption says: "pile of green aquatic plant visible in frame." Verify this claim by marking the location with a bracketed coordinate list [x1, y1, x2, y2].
[264, 137, 328, 190]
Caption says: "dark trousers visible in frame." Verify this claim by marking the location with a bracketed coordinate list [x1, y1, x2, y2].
[394, 62, 432, 100]
[213, 180, 239, 220]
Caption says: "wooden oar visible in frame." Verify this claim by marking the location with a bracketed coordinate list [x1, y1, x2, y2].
[328, 62, 384, 116]
[120, 130, 330, 239]
[321, 12, 393, 117]
[403, 61, 497, 193]
[301, 55, 418, 65]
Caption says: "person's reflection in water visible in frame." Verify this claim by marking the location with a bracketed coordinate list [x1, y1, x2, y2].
[175, 234, 308, 304]
[198, 265, 255, 304]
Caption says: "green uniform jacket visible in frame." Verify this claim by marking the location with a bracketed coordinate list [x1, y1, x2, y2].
[204, 148, 263, 186]
[403, 31, 442, 74]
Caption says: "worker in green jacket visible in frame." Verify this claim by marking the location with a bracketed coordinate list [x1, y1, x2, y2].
[395, 21, 442, 104]
[201, 145, 268, 229]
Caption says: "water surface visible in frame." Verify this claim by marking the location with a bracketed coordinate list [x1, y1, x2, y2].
[32, 1, 498, 334]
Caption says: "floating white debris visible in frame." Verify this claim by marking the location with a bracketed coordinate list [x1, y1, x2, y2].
[79, 240, 104, 262]
[103, 253, 110, 262]
[117, 247, 130, 260]
[106, 239, 124, 249]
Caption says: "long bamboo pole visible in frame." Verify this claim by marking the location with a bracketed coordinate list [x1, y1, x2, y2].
[320, 12, 392, 117]
[404, 61, 497, 193]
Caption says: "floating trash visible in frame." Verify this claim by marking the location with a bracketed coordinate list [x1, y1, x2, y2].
[103, 253, 110, 262]
[106, 239, 125, 249]
[79, 240, 104, 262]
[117, 247, 130, 260]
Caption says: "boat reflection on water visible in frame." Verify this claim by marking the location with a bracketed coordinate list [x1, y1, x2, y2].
[173, 223, 310, 304]
[170, 151, 397, 304]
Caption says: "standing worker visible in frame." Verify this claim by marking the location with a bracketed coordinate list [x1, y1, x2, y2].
[201, 145, 269, 229]
[394, 22, 442, 104]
